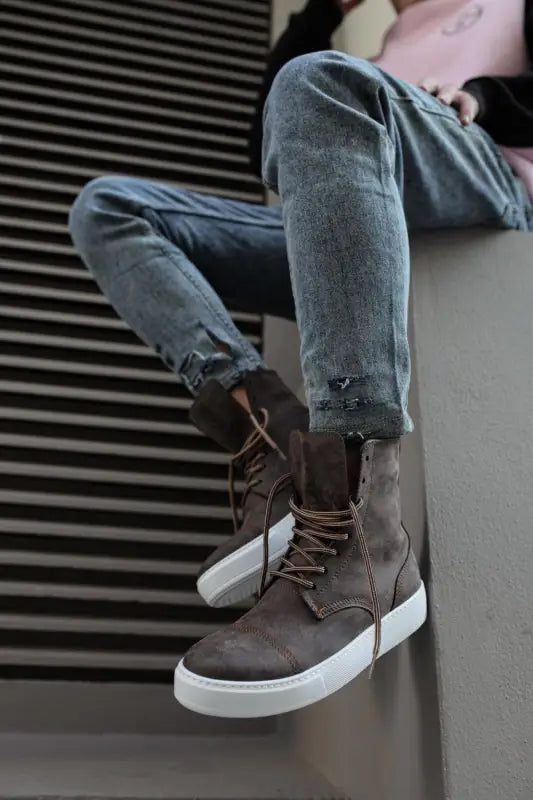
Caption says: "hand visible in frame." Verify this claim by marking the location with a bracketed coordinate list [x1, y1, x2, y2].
[418, 78, 480, 126]
[334, 0, 364, 15]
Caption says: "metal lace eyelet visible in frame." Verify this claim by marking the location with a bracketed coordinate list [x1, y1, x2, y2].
[321, 566, 328, 574]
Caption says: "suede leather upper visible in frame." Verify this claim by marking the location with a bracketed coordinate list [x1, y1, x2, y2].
[189, 370, 308, 577]
[184, 431, 422, 681]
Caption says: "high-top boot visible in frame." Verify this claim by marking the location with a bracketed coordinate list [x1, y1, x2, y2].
[175, 430, 426, 717]
[190, 370, 308, 607]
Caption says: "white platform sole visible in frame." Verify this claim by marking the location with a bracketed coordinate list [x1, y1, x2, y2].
[175, 582, 427, 718]
[196, 512, 294, 607]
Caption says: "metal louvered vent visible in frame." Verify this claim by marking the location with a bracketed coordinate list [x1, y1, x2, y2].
[0, 0, 270, 682]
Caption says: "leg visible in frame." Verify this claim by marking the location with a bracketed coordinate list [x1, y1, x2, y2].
[175, 55, 533, 713]
[69, 178, 294, 395]
[69, 178, 307, 608]
[262, 51, 532, 438]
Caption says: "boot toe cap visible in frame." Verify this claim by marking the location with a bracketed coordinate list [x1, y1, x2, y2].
[183, 625, 297, 682]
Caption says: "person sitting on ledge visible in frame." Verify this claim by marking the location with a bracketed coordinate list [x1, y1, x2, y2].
[70, 0, 533, 718]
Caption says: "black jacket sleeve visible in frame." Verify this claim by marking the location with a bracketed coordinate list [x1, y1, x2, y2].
[248, 0, 343, 178]
[462, 0, 533, 146]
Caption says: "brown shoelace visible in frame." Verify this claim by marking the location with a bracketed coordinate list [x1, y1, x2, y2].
[259, 473, 382, 675]
[227, 409, 286, 533]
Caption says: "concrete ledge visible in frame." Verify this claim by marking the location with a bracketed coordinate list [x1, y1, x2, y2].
[0, 733, 346, 799]
[411, 229, 533, 800]
[276, 229, 532, 800]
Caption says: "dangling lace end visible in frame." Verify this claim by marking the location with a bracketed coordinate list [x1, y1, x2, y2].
[349, 498, 381, 682]
[227, 459, 239, 534]
[367, 635, 381, 679]
[258, 471, 292, 598]
[250, 409, 287, 461]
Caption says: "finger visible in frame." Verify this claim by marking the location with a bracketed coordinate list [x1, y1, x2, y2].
[456, 91, 480, 125]
[418, 77, 439, 94]
[436, 84, 458, 105]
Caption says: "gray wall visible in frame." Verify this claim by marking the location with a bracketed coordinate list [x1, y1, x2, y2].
[412, 230, 533, 800]
[267, 229, 533, 800]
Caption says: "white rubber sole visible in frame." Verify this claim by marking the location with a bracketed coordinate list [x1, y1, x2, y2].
[175, 582, 427, 718]
[196, 512, 294, 608]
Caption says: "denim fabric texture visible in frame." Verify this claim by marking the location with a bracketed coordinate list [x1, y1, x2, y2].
[70, 52, 533, 438]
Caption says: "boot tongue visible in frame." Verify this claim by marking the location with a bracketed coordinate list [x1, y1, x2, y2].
[289, 430, 349, 511]
[189, 380, 252, 453]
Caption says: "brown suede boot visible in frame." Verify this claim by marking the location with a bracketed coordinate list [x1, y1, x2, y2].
[190, 370, 308, 607]
[175, 430, 426, 717]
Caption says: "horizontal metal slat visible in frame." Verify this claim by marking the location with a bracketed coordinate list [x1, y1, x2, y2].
[142, 0, 268, 16]
[3, 475, 232, 512]
[1, 309, 262, 350]
[0, 407, 198, 433]
[2, 137, 256, 184]
[0, 433, 229, 466]
[0, 12, 265, 72]
[0, 42, 260, 97]
[0, 647, 177, 669]
[0, 614, 218, 639]
[0, 44, 258, 105]
[0, 381, 191, 410]
[0, 330, 163, 359]
[0, 271, 262, 328]
[0, 580, 205, 605]
[0, 344, 163, 379]
[63, 0, 269, 28]
[0, 114, 251, 168]
[0, 490, 232, 519]
[1, 174, 81, 203]
[0, 96, 249, 152]
[1, 306, 129, 332]
[32, 0, 268, 41]
[186, 0, 267, 11]
[0, 591, 243, 623]
[0, 489, 231, 520]
[1, 172, 263, 208]
[0, 355, 178, 383]
[0, 530, 215, 563]
[1, 158, 263, 204]
[0, 194, 70, 218]
[0, 324, 260, 354]
[0, 519, 227, 546]
[0, 81, 251, 132]
[0, 258, 97, 281]
[0, 462, 238, 494]
[0, 551, 200, 576]
[1, 0, 267, 57]
[0, 27, 263, 87]
[1, 238, 75, 258]
[1, 0, 266, 682]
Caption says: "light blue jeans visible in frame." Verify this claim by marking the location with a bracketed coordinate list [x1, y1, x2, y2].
[70, 53, 533, 438]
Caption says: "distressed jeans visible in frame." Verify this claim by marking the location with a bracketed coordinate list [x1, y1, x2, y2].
[69, 53, 532, 438]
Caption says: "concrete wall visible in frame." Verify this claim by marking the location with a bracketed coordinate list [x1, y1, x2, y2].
[268, 230, 533, 800]
[411, 230, 533, 800]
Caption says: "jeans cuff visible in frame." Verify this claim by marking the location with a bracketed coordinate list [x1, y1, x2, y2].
[310, 403, 413, 439]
